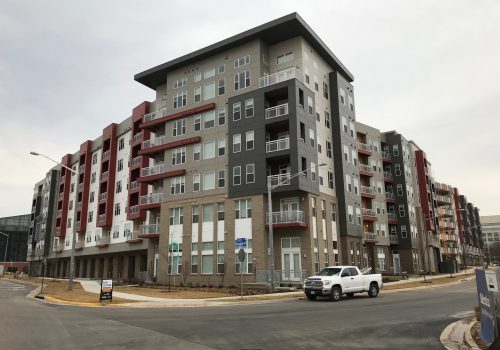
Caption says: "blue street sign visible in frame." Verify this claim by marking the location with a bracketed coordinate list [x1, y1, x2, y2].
[476, 269, 495, 345]
[235, 238, 247, 247]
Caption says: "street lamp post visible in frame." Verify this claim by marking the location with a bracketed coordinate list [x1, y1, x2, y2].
[1, 231, 9, 273]
[30, 151, 79, 291]
[267, 163, 326, 293]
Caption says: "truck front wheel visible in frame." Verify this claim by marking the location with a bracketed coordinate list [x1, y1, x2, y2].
[368, 283, 379, 298]
[330, 286, 342, 302]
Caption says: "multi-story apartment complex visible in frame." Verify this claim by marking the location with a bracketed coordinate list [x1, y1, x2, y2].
[459, 195, 483, 266]
[27, 13, 484, 283]
[481, 215, 500, 264]
[0, 214, 30, 273]
[434, 182, 460, 270]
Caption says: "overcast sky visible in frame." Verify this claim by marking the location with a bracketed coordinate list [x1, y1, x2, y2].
[0, 0, 498, 217]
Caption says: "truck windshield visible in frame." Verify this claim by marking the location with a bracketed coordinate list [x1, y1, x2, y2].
[317, 268, 342, 276]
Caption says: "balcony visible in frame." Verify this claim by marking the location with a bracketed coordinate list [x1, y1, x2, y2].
[139, 224, 160, 238]
[52, 245, 62, 253]
[99, 192, 107, 202]
[363, 232, 377, 243]
[100, 171, 109, 181]
[383, 171, 394, 182]
[132, 132, 142, 144]
[140, 193, 163, 206]
[361, 186, 376, 199]
[143, 109, 168, 123]
[357, 142, 372, 155]
[79, 165, 85, 173]
[98, 214, 106, 223]
[75, 241, 84, 250]
[143, 135, 166, 149]
[439, 221, 456, 230]
[130, 181, 139, 191]
[95, 235, 109, 247]
[126, 231, 143, 243]
[359, 164, 374, 176]
[389, 234, 399, 245]
[141, 164, 165, 177]
[78, 182, 84, 191]
[266, 210, 307, 228]
[102, 150, 110, 160]
[266, 137, 290, 153]
[387, 212, 397, 222]
[131, 156, 141, 167]
[129, 205, 139, 214]
[382, 152, 392, 163]
[259, 67, 303, 88]
[265, 103, 289, 119]
[438, 208, 454, 218]
[436, 195, 451, 206]
[76, 202, 82, 210]
[267, 173, 291, 187]
[362, 208, 377, 221]
[385, 192, 396, 203]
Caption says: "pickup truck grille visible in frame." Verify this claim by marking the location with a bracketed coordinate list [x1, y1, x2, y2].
[305, 278, 323, 287]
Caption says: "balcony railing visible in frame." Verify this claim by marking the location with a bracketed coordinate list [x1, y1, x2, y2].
[133, 132, 142, 143]
[259, 68, 303, 88]
[99, 192, 107, 201]
[102, 150, 110, 159]
[389, 235, 399, 244]
[364, 232, 377, 241]
[130, 181, 139, 190]
[141, 164, 165, 177]
[76, 202, 82, 210]
[361, 186, 376, 195]
[98, 214, 106, 222]
[143, 135, 167, 149]
[357, 142, 372, 152]
[140, 193, 163, 205]
[384, 171, 393, 179]
[265, 103, 289, 119]
[266, 137, 290, 153]
[100, 171, 109, 180]
[131, 156, 141, 167]
[143, 109, 167, 123]
[266, 210, 305, 225]
[140, 224, 160, 235]
[359, 164, 373, 174]
[78, 183, 84, 191]
[382, 151, 391, 160]
[387, 212, 397, 221]
[129, 205, 139, 214]
[267, 173, 291, 187]
[126, 231, 141, 241]
[436, 195, 451, 205]
[362, 208, 376, 217]
[95, 235, 109, 246]
[75, 241, 84, 249]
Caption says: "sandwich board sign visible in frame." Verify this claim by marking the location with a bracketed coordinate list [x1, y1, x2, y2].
[99, 279, 113, 302]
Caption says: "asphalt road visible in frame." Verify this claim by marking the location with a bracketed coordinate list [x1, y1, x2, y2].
[0, 278, 478, 350]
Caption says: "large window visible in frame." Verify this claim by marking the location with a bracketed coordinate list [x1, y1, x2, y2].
[203, 172, 215, 191]
[170, 176, 185, 195]
[203, 82, 215, 101]
[234, 70, 250, 90]
[233, 134, 241, 153]
[235, 199, 252, 219]
[246, 163, 255, 184]
[245, 99, 254, 118]
[246, 131, 254, 150]
[173, 91, 187, 109]
[193, 144, 201, 161]
[172, 118, 186, 137]
[234, 55, 250, 68]
[276, 52, 293, 64]
[203, 141, 215, 159]
[169, 207, 183, 225]
[203, 111, 215, 129]
[233, 166, 241, 186]
[202, 204, 213, 222]
[171, 147, 186, 165]
[233, 102, 241, 121]
[202, 255, 213, 274]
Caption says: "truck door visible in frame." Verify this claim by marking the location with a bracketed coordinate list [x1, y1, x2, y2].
[341, 268, 354, 292]
[348, 267, 364, 292]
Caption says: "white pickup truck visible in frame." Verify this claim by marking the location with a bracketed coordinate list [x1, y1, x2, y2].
[304, 266, 383, 301]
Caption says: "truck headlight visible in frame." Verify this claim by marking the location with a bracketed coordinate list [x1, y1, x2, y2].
[323, 280, 331, 285]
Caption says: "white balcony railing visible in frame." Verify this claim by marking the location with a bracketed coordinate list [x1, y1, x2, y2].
[385, 192, 395, 200]
[361, 186, 376, 195]
[129, 205, 139, 214]
[98, 214, 106, 222]
[359, 164, 373, 173]
[99, 192, 107, 201]
[100, 171, 109, 180]
[364, 232, 377, 241]
[75, 241, 84, 249]
[102, 150, 110, 159]
[266, 137, 290, 153]
[126, 231, 141, 241]
[133, 132, 142, 143]
[265, 103, 289, 119]
[389, 235, 399, 244]
[382, 151, 391, 160]
[266, 210, 305, 225]
[131, 156, 141, 167]
[95, 235, 109, 245]
[362, 208, 376, 217]
[140, 224, 160, 235]
[140, 193, 163, 205]
[130, 181, 139, 190]
[143, 109, 167, 123]
[267, 173, 291, 187]
[384, 171, 393, 179]
[259, 68, 303, 88]
[143, 135, 167, 149]
[387, 212, 397, 221]
[357, 142, 372, 152]
[141, 164, 165, 177]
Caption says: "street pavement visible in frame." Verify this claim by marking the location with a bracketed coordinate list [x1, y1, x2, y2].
[0, 277, 479, 350]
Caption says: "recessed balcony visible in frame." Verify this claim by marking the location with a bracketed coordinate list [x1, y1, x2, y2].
[99, 192, 107, 202]
[139, 136, 201, 156]
[98, 214, 106, 223]
[357, 142, 372, 155]
[383, 171, 394, 183]
[436, 195, 451, 206]
[266, 137, 290, 153]
[126, 231, 143, 243]
[387, 212, 398, 224]
[266, 210, 307, 228]
[382, 152, 392, 163]
[389, 234, 399, 245]
[363, 232, 377, 243]
[132, 131, 142, 145]
[100, 171, 109, 181]
[95, 235, 109, 247]
[131, 155, 142, 168]
[130, 181, 139, 191]
[139, 193, 163, 209]
[267, 173, 291, 187]
[102, 150, 110, 160]
[361, 186, 376, 199]
[143, 109, 168, 123]
[265, 103, 289, 119]
[139, 224, 160, 238]
[75, 241, 84, 250]
[362, 208, 377, 221]
[359, 164, 374, 177]
[385, 192, 396, 203]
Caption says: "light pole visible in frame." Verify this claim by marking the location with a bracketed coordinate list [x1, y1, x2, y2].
[30, 151, 79, 291]
[267, 163, 326, 293]
[1, 231, 9, 273]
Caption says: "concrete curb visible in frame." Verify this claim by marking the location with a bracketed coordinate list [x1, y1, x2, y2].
[464, 320, 482, 350]
[440, 316, 482, 350]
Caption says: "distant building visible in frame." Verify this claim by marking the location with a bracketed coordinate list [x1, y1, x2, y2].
[0, 214, 30, 273]
[480, 215, 500, 264]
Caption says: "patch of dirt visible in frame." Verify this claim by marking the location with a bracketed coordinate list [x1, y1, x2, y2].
[113, 285, 235, 299]
[383, 274, 474, 290]
[471, 321, 489, 350]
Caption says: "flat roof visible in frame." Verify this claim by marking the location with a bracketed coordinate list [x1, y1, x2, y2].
[134, 12, 354, 89]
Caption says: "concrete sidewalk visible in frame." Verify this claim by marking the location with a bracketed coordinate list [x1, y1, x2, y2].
[440, 314, 483, 350]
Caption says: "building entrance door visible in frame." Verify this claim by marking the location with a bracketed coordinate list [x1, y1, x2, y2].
[393, 254, 401, 274]
[281, 237, 301, 282]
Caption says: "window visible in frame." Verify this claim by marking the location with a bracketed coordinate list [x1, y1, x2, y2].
[203, 111, 215, 129]
[300, 122, 305, 142]
[276, 52, 293, 64]
[353, 178, 359, 195]
[311, 162, 316, 182]
[233, 134, 241, 153]
[340, 89, 345, 104]
[69, 200, 73, 210]
[317, 136, 322, 153]
[342, 116, 348, 134]
[235, 199, 252, 219]
[169, 207, 183, 225]
[161, 94, 167, 101]
[172, 147, 186, 165]
[67, 218, 72, 228]
[234, 55, 250, 68]
[203, 141, 215, 159]
[395, 164, 401, 176]
[307, 96, 313, 115]
[343, 145, 349, 162]
[348, 95, 354, 111]
[117, 159, 124, 172]
[193, 144, 201, 161]
[194, 114, 201, 131]
[91, 172, 96, 183]
[393, 144, 399, 156]
[246, 163, 255, 183]
[217, 203, 224, 221]
[172, 119, 186, 137]
[245, 98, 254, 117]
[202, 204, 213, 222]
[116, 180, 122, 193]
[331, 203, 337, 221]
[218, 64, 225, 74]
[262, 54, 269, 65]
[203, 172, 215, 190]
[89, 191, 95, 203]
[399, 204, 406, 217]
[346, 174, 352, 192]
[326, 141, 332, 158]
[202, 255, 213, 274]
[233, 166, 241, 186]
[173, 91, 187, 109]
[193, 174, 200, 192]
[114, 203, 121, 216]
[70, 183, 75, 193]
[88, 211, 93, 223]
[92, 153, 98, 165]
[401, 225, 407, 238]
[218, 139, 226, 156]
[174, 77, 187, 88]
[112, 226, 120, 239]
[397, 184, 403, 196]
[316, 112, 320, 122]
[309, 129, 315, 148]
[235, 252, 253, 274]
[218, 108, 225, 125]
[170, 176, 185, 195]
[246, 131, 254, 150]
[328, 172, 334, 189]
[217, 169, 225, 188]
[204, 67, 215, 79]
[194, 71, 201, 82]
[192, 206, 199, 223]
[191, 255, 198, 274]
[348, 205, 353, 223]
[323, 82, 329, 99]
[217, 254, 224, 274]
[218, 79, 225, 95]
[203, 82, 215, 100]
[233, 102, 241, 121]
[298, 89, 304, 107]
[194, 86, 201, 102]
[118, 138, 125, 150]
[234, 70, 250, 90]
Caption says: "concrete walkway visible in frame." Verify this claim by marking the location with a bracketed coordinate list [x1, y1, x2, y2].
[440, 315, 483, 350]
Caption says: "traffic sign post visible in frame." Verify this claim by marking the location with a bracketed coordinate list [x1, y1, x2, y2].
[238, 248, 246, 299]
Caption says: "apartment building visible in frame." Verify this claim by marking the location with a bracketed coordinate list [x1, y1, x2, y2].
[435, 182, 460, 271]
[481, 215, 500, 264]
[459, 195, 483, 266]
[0, 214, 30, 273]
